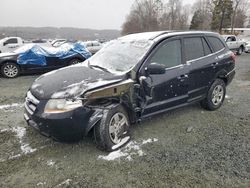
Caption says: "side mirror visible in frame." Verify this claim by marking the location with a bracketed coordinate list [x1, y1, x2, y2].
[145, 63, 166, 75]
[3, 42, 7, 46]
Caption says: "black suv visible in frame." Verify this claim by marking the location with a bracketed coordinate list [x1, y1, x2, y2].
[24, 31, 235, 151]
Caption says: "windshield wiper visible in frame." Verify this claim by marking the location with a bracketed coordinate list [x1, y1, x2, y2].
[89, 64, 110, 73]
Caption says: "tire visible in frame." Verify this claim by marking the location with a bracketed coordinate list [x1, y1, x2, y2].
[94, 104, 130, 151]
[68, 58, 82, 65]
[200, 79, 226, 111]
[237, 46, 243, 55]
[1, 62, 20, 78]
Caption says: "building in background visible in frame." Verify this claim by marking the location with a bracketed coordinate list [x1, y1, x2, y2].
[222, 28, 250, 36]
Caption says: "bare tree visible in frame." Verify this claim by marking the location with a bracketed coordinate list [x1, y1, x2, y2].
[231, 0, 250, 32]
[159, 0, 190, 30]
[121, 0, 162, 35]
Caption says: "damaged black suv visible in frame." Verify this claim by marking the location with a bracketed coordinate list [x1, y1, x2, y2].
[24, 31, 235, 151]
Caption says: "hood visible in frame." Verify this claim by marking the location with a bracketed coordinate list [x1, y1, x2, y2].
[30, 65, 125, 100]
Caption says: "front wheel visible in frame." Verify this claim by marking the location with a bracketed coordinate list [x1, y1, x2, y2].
[237, 46, 243, 55]
[200, 79, 226, 111]
[94, 104, 130, 151]
[1, 62, 20, 78]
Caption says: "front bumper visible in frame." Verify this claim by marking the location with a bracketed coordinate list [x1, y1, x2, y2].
[245, 45, 250, 53]
[24, 96, 103, 141]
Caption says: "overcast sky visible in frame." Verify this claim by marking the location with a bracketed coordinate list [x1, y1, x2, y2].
[0, 0, 196, 30]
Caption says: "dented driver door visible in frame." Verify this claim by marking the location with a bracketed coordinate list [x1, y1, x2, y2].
[139, 38, 189, 117]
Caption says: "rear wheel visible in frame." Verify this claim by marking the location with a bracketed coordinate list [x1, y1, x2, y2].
[1, 62, 20, 78]
[94, 104, 130, 151]
[200, 79, 226, 111]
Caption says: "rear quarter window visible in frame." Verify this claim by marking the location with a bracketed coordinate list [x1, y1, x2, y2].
[207, 36, 225, 52]
[184, 37, 209, 61]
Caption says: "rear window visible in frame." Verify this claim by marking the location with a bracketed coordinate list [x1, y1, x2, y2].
[207, 36, 225, 52]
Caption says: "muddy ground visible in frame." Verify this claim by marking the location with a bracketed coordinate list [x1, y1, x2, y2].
[0, 54, 249, 188]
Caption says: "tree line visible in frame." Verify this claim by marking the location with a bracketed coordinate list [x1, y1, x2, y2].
[121, 0, 250, 35]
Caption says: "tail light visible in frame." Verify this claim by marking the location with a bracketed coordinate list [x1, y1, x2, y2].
[230, 51, 236, 63]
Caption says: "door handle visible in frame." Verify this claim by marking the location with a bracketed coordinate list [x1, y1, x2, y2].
[178, 74, 188, 79]
[212, 62, 218, 67]
[178, 74, 188, 81]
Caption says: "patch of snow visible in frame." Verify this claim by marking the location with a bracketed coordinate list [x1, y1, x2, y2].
[12, 126, 26, 139]
[98, 138, 158, 161]
[8, 154, 21, 160]
[37, 182, 46, 186]
[12, 126, 37, 155]
[55, 179, 72, 187]
[0, 103, 23, 110]
[0, 128, 11, 133]
[142, 138, 158, 144]
[98, 150, 128, 161]
[186, 126, 193, 133]
[21, 144, 37, 154]
[46, 159, 55, 167]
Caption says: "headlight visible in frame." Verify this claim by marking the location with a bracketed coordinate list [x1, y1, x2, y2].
[44, 99, 82, 113]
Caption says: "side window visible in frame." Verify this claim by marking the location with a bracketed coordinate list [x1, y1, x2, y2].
[226, 37, 232, 42]
[5, 38, 18, 44]
[232, 36, 236, 41]
[184, 37, 204, 61]
[149, 39, 182, 68]
[202, 38, 212, 55]
[207, 36, 225, 52]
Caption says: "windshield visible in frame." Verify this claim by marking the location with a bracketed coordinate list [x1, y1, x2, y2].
[88, 38, 153, 73]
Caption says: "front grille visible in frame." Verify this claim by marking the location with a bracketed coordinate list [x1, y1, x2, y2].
[25, 91, 40, 115]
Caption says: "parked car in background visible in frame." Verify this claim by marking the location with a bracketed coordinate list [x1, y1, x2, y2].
[83, 41, 102, 54]
[0, 37, 24, 53]
[24, 31, 235, 151]
[222, 35, 245, 55]
[243, 38, 250, 53]
[0, 42, 91, 78]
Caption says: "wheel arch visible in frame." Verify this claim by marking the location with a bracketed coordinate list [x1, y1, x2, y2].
[85, 97, 134, 136]
[214, 69, 228, 85]
[0, 60, 20, 69]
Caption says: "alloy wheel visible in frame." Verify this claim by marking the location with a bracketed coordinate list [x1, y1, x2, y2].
[212, 85, 224, 106]
[109, 112, 128, 144]
[3, 64, 19, 78]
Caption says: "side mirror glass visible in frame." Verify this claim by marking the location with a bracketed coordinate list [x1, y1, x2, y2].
[3, 42, 7, 46]
[145, 63, 166, 75]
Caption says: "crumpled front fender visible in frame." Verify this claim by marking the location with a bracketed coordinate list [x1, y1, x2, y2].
[84, 103, 121, 135]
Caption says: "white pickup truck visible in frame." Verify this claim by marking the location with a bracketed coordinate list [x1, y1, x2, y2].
[0, 37, 24, 53]
[222, 35, 245, 55]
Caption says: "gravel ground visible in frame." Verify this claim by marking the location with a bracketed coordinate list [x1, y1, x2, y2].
[0, 54, 249, 188]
